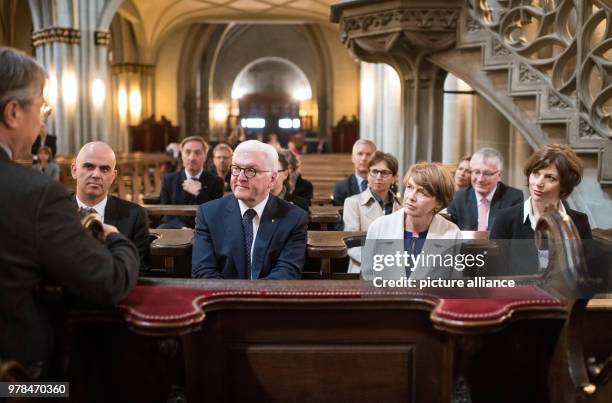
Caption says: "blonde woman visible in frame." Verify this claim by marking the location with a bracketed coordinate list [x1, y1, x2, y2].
[363, 162, 462, 280]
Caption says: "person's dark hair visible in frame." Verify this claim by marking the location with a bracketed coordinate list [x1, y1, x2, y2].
[38, 146, 53, 161]
[403, 162, 455, 210]
[523, 143, 583, 200]
[0, 47, 48, 125]
[368, 151, 399, 176]
[277, 151, 292, 192]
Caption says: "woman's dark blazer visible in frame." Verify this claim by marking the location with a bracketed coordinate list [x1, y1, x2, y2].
[488, 202, 592, 276]
[293, 175, 313, 200]
[284, 193, 310, 212]
[490, 202, 592, 240]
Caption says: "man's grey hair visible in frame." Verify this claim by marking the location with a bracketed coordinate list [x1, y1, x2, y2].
[471, 147, 504, 171]
[234, 140, 279, 172]
[352, 139, 377, 155]
[0, 47, 47, 125]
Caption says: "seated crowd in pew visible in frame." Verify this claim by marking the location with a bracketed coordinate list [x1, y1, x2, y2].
[1, 46, 607, 383]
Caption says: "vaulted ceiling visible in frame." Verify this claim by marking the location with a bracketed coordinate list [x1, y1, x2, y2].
[119, 0, 336, 51]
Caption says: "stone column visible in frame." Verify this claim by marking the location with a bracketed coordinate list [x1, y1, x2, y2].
[109, 63, 155, 151]
[29, 0, 114, 154]
[359, 62, 402, 162]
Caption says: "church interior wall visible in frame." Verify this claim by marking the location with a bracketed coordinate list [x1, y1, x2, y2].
[0, 0, 33, 54]
[319, 24, 360, 125]
[154, 25, 189, 126]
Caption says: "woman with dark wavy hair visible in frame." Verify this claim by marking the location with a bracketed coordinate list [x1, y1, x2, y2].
[490, 143, 591, 240]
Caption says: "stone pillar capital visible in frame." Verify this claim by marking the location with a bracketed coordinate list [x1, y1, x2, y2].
[94, 31, 111, 46]
[331, 0, 462, 75]
[32, 27, 81, 48]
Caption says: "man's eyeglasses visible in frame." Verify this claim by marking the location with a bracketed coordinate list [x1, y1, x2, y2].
[470, 170, 499, 178]
[369, 169, 393, 178]
[231, 165, 271, 179]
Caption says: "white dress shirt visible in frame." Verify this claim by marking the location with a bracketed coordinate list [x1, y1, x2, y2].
[522, 196, 567, 269]
[522, 196, 567, 231]
[76, 195, 108, 223]
[185, 168, 203, 180]
[0, 142, 13, 160]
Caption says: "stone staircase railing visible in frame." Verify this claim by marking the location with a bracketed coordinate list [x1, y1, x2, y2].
[458, 0, 612, 186]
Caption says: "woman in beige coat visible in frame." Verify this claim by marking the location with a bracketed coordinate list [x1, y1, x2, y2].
[362, 162, 462, 281]
[343, 151, 402, 273]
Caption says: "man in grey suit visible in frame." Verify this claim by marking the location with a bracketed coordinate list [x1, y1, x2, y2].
[0, 47, 138, 378]
[447, 148, 524, 231]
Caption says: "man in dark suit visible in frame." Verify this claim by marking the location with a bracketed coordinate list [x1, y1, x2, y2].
[159, 136, 224, 228]
[447, 148, 524, 230]
[71, 141, 150, 274]
[192, 140, 308, 279]
[209, 142, 232, 191]
[0, 46, 138, 377]
[333, 139, 376, 206]
[31, 122, 57, 157]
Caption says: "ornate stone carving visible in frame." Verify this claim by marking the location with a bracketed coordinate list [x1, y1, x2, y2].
[492, 39, 510, 56]
[519, 64, 541, 84]
[548, 92, 570, 110]
[466, 15, 482, 32]
[579, 118, 598, 139]
[469, 0, 611, 139]
[32, 27, 80, 47]
[94, 31, 111, 46]
[342, 8, 460, 36]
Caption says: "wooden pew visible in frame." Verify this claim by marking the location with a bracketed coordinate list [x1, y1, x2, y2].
[52, 211, 612, 402]
[309, 205, 341, 230]
[146, 228, 362, 279]
[299, 153, 353, 204]
[64, 277, 612, 403]
[143, 204, 342, 231]
[149, 228, 193, 277]
[144, 204, 197, 217]
[54, 153, 170, 202]
[307, 230, 365, 279]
